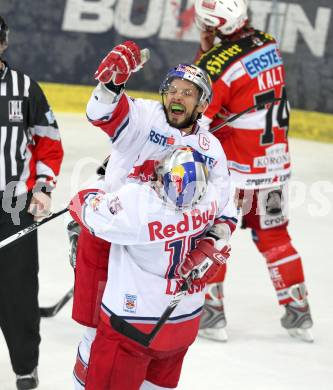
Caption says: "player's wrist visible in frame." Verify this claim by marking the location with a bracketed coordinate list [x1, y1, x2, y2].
[93, 83, 124, 105]
[104, 80, 125, 94]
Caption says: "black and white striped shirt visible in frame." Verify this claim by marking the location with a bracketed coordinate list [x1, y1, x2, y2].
[0, 61, 63, 198]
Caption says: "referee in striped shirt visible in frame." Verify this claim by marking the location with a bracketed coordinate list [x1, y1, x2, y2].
[0, 16, 63, 389]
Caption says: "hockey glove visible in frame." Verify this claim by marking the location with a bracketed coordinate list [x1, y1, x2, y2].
[179, 238, 230, 285]
[94, 41, 142, 85]
[67, 220, 81, 268]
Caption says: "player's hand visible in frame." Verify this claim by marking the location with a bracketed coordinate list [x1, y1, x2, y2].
[28, 191, 51, 221]
[94, 41, 142, 85]
[179, 238, 230, 285]
[200, 30, 216, 52]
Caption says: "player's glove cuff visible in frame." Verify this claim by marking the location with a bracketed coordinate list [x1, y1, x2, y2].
[93, 83, 124, 105]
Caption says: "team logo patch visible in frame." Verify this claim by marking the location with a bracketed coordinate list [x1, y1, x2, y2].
[252, 36, 264, 47]
[123, 294, 137, 313]
[108, 195, 123, 215]
[8, 100, 23, 122]
[89, 194, 104, 211]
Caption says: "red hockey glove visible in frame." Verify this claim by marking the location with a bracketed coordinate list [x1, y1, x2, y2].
[179, 238, 230, 285]
[94, 41, 141, 85]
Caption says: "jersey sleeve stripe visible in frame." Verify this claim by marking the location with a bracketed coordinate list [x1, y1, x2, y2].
[89, 94, 130, 139]
[33, 124, 62, 141]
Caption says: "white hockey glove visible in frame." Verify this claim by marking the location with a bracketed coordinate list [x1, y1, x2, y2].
[67, 220, 81, 269]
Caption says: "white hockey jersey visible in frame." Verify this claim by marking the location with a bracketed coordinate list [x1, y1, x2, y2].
[75, 182, 221, 351]
[86, 91, 237, 234]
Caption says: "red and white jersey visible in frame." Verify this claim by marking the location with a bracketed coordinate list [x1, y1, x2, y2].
[87, 92, 238, 236]
[196, 29, 291, 189]
[73, 182, 221, 351]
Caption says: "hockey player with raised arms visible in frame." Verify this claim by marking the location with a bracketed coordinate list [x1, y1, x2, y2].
[69, 40, 238, 388]
[70, 146, 231, 389]
[193, 0, 313, 342]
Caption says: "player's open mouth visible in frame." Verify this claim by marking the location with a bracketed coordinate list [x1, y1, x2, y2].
[170, 103, 185, 116]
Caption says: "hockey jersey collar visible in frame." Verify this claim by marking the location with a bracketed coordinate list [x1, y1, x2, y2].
[181, 122, 200, 136]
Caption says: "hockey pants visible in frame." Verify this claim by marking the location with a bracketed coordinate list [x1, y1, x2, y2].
[207, 187, 307, 305]
[72, 228, 110, 327]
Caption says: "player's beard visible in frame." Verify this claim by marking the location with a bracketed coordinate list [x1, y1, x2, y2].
[165, 106, 199, 130]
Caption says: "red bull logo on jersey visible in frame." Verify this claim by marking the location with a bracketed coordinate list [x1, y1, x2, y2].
[148, 200, 217, 241]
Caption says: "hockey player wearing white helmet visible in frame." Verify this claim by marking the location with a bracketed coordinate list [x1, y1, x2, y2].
[193, 0, 314, 343]
[195, 0, 248, 36]
[70, 41, 238, 389]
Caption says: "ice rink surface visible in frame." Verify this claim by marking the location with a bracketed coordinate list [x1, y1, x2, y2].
[1, 113, 332, 389]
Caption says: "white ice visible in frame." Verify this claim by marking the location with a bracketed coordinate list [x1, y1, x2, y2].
[1, 113, 332, 389]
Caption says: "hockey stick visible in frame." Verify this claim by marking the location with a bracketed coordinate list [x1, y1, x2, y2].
[209, 97, 284, 133]
[40, 287, 74, 318]
[0, 207, 69, 250]
[110, 280, 189, 347]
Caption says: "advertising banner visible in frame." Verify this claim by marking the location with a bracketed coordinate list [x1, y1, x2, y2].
[1, 0, 332, 113]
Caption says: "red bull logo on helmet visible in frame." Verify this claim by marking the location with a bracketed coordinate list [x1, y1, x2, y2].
[175, 64, 198, 76]
[169, 165, 186, 194]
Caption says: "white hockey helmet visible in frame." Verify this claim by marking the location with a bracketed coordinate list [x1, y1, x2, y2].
[159, 64, 212, 104]
[155, 146, 209, 210]
[194, 0, 248, 36]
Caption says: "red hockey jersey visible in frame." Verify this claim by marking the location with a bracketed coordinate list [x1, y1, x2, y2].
[196, 29, 291, 189]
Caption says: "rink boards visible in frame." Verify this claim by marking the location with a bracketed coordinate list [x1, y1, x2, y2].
[41, 82, 333, 144]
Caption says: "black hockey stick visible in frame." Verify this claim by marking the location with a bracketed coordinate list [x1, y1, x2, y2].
[110, 280, 189, 347]
[209, 97, 284, 133]
[0, 207, 69, 250]
[40, 287, 74, 318]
